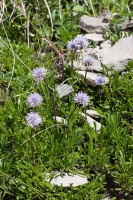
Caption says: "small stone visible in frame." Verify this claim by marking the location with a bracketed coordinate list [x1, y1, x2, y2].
[56, 83, 74, 98]
[40, 52, 46, 57]
[46, 172, 88, 187]
[102, 197, 110, 200]
[101, 13, 112, 23]
[86, 110, 101, 118]
[99, 11, 112, 23]
[78, 15, 108, 34]
[102, 192, 110, 200]
[77, 71, 109, 87]
[80, 112, 101, 132]
[115, 19, 133, 31]
[53, 116, 67, 125]
[84, 33, 105, 42]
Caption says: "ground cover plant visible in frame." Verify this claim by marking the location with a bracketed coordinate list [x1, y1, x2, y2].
[0, 0, 133, 199]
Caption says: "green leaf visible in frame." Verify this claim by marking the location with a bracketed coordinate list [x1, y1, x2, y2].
[72, 5, 86, 13]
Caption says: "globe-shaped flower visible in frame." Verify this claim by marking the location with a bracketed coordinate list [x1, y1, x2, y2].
[67, 40, 78, 51]
[27, 93, 43, 107]
[74, 91, 90, 107]
[26, 112, 42, 127]
[74, 36, 88, 49]
[82, 55, 93, 65]
[95, 76, 105, 85]
[32, 67, 47, 82]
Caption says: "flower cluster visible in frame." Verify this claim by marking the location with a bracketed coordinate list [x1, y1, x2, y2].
[67, 36, 88, 51]
[25, 38, 107, 129]
[82, 55, 93, 65]
[67, 40, 78, 52]
[26, 112, 42, 128]
[26, 67, 47, 128]
[95, 75, 105, 85]
[74, 36, 88, 49]
[32, 67, 47, 83]
[74, 92, 90, 107]
[27, 93, 43, 108]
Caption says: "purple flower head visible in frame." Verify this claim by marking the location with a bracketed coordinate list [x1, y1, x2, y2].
[67, 40, 78, 51]
[74, 91, 90, 107]
[32, 67, 47, 82]
[95, 76, 105, 85]
[27, 93, 43, 107]
[74, 36, 88, 49]
[82, 55, 93, 65]
[26, 112, 42, 128]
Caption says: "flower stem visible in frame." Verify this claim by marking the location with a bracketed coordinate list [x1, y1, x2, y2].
[67, 105, 77, 124]
[43, 80, 57, 124]
[84, 64, 89, 93]
[71, 51, 75, 68]
[30, 130, 35, 165]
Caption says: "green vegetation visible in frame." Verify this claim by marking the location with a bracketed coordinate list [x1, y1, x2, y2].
[0, 0, 133, 199]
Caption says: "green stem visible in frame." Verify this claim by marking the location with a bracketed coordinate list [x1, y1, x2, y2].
[30, 130, 35, 165]
[71, 51, 75, 68]
[67, 105, 77, 124]
[84, 64, 89, 93]
[43, 80, 57, 124]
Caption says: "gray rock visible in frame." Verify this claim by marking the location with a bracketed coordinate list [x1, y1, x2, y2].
[102, 193, 110, 200]
[100, 40, 112, 49]
[53, 116, 67, 125]
[56, 83, 74, 98]
[83, 46, 100, 55]
[77, 71, 109, 87]
[78, 15, 108, 34]
[96, 35, 133, 72]
[80, 112, 101, 132]
[86, 110, 101, 118]
[101, 13, 112, 23]
[116, 19, 133, 31]
[73, 58, 103, 72]
[84, 33, 105, 42]
[46, 172, 88, 187]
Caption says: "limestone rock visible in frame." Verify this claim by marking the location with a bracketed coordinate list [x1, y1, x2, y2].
[101, 13, 112, 23]
[73, 58, 103, 72]
[56, 83, 74, 98]
[96, 35, 133, 71]
[77, 71, 109, 87]
[83, 46, 100, 55]
[46, 172, 88, 187]
[78, 15, 108, 34]
[80, 112, 101, 132]
[53, 116, 67, 125]
[102, 193, 110, 200]
[84, 33, 105, 42]
[116, 19, 133, 31]
[100, 40, 112, 49]
[86, 110, 101, 118]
